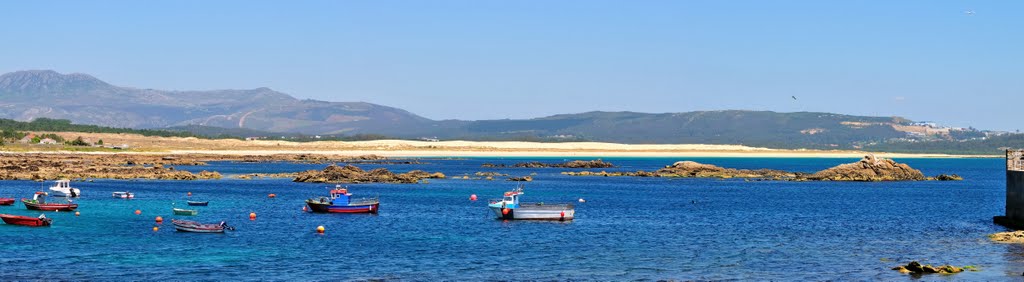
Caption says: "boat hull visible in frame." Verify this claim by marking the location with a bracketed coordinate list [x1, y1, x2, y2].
[172, 220, 226, 233]
[306, 201, 379, 214]
[49, 188, 80, 198]
[173, 208, 198, 216]
[22, 200, 78, 211]
[112, 192, 134, 199]
[0, 214, 52, 227]
[490, 204, 574, 221]
[186, 201, 208, 206]
[0, 198, 14, 205]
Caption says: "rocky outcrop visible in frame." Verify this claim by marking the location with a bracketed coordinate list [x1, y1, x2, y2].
[562, 156, 956, 182]
[292, 164, 443, 184]
[892, 261, 964, 275]
[805, 155, 925, 181]
[508, 176, 533, 182]
[483, 160, 614, 168]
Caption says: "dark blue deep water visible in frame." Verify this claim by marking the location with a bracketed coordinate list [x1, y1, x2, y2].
[0, 157, 1017, 280]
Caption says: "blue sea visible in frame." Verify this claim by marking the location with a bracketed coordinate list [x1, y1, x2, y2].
[0, 157, 1017, 280]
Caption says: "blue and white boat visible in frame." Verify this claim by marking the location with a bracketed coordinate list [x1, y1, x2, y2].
[305, 185, 379, 214]
[488, 187, 574, 221]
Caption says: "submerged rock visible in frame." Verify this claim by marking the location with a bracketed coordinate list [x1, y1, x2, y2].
[483, 159, 614, 168]
[989, 231, 1024, 243]
[932, 174, 964, 181]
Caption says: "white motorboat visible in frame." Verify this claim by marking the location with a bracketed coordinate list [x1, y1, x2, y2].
[48, 179, 80, 198]
[112, 191, 134, 199]
[488, 187, 574, 221]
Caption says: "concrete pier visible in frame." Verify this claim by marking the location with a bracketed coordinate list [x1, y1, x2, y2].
[995, 150, 1024, 229]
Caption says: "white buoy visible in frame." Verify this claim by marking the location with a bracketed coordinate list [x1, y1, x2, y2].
[578, 198, 586, 203]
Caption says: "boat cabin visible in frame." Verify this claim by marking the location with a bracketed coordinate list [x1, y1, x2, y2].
[329, 185, 352, 204]
[490, 188, 523, 208]
[52, 179, 71, 189]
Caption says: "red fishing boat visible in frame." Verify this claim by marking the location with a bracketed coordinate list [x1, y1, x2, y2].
[305, 185, 379, 214]
[0, 214, 52, 227]
[0, 197, 14, 205]
[22, 192, 78, 211]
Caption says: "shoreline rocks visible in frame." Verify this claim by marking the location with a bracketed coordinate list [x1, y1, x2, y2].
[292, 164, 445, 184]
[508, 176, 533, 182]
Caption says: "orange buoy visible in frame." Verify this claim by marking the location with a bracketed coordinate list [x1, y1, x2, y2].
[187, 192, 192, 197]
[153, 226, 159, 232]
[469, 194, 477, 201]
[155, 216, 163, 223]
[135, 209, 141, 215]
[302, 206, 308, 212]
[502, 208, 510, 215]
[316, 225, 325, 234]
[75, 211, 80, 216]
[249, 212, 256, 220]
[268, 193, 276, 198]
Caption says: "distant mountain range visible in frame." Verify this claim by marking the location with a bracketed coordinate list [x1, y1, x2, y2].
[0, 70, 1000, 150]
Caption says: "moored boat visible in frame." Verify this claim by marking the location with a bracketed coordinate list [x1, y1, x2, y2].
[305, 185, 379, 214]
[172, 208, 198, 216]
[112, 192, 134, 199]
[0, 197, 14, 205]
[488, 187, 574, 221]
[171, 219, 233, 233]
[22, 192, 78, 211]
[186, 201, 208, 206]
[48, 179, 80, 198]
[0, 214, 52, 227]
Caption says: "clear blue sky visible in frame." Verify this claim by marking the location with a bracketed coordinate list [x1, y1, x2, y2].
[1, 1, 1021, 130]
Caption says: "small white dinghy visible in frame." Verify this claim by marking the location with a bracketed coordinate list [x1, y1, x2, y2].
[112, 191, 134, 199]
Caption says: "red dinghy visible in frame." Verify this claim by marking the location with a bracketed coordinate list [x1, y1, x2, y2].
[22, 192, 78, 211]
[0, 214, 52, 227]
[0, 197, 14, 206]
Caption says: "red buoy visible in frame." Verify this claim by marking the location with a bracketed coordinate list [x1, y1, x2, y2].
[469, 194, 477, 201]
[155, 216, 163, 223]
[187, 192, 192, 197]
[134, 210, 141, 215]
[502, 208, 510, 215]
[249, 212, 256, 220]
[268, 193, 276, 198]
[302, 206, 308, 212]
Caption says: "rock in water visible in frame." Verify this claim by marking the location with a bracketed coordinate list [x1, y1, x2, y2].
[893, 261, 964, 275]
[292, 164, 443, 184]
[806, 155, 926, 181]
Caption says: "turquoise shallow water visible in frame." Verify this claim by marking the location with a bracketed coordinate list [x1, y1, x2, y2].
[0, 157, 1017, 280]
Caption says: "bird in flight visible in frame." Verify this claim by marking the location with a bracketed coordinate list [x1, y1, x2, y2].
[965, 10, 975, 15]
[791, 96, 797, 100]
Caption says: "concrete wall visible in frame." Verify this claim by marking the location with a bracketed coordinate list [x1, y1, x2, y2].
[1007, 171, 1024, 222]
